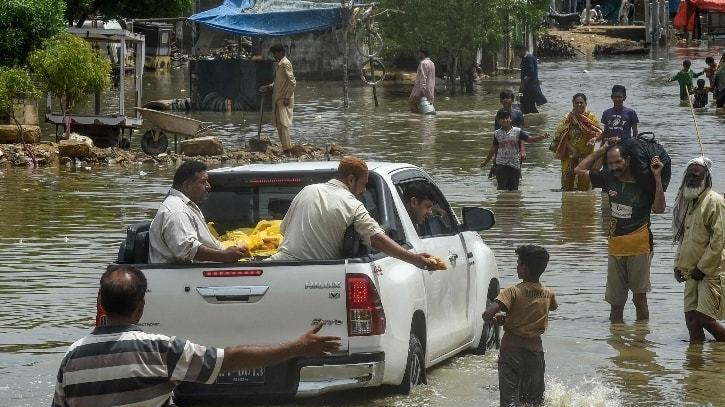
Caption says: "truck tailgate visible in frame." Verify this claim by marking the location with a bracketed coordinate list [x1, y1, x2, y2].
[140, 263, 349, 351]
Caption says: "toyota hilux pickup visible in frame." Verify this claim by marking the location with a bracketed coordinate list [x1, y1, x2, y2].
[114, 161, 500, 405]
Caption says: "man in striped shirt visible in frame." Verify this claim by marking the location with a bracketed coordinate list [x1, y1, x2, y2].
[51, 265, 340, 407]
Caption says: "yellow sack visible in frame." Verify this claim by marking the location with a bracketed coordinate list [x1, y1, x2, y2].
[214, 219, 284, 259]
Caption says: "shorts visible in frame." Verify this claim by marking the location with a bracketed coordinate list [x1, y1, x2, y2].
[684, 274, 725, 320]
[496, 164, 521, 191]
[498, 348, 545, 407]
[605, 253, 652, 306]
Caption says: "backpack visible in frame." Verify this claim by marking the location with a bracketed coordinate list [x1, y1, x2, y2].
[619, 132, 672, 193]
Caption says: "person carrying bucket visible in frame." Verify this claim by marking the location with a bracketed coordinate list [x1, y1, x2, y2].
[409, 48, 436, 115]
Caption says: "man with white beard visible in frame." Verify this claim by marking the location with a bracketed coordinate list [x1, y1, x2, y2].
[672, 157, 725, 342]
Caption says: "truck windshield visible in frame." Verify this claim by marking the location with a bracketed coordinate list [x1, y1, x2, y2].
[199, 186, 301, 234]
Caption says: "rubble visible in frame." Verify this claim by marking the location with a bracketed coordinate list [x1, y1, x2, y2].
[59, 139, 91, 158]
[536, 34, 580, 58]
[180, 136, 225, 157]
[547, 28, 644, 56]
[0, 139, 346, 168]
[593, 43, 649, 56]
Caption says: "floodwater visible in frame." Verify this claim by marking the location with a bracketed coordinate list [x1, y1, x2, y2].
[2, 45, 725, 407]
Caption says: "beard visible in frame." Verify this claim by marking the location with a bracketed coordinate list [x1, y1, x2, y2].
[682, 182, 706, 200]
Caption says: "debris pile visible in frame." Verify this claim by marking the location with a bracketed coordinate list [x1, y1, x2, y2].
[0, 138, 346, 168]
[593, 42, 649, 56]
[536, 34, 579, 58]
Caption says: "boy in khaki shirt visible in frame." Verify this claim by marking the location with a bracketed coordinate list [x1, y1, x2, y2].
[483, 245, 557, 407]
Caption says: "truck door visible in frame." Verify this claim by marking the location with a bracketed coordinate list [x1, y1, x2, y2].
[392, 174, 471, 360]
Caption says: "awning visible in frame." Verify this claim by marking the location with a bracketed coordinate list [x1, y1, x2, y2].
[674, 0, 725, 32]
[189, 0, 344, 37]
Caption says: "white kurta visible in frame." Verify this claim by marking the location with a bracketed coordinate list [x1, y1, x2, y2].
[270, 179, 385, 261]
[272, 57, 296, 129]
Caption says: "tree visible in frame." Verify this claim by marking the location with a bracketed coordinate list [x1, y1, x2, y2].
[28, 33, 111, 135]
[378, 0, 550, 94]
[0, 68, 42, 166]
[0, 0, 66, 67]
[64, 0, 193, 27]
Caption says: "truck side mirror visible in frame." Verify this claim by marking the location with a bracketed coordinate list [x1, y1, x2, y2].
[462, 207, 495, 232]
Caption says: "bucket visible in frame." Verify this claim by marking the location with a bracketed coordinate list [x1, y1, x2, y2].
[417, 97, 436, 115]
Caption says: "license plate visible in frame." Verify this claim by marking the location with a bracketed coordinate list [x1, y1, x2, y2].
[215, 368, 266, 385]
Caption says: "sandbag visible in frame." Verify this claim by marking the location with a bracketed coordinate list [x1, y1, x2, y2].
[619, 132, 672, 193]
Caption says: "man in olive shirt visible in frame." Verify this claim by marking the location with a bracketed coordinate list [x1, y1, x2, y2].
[672, 157, 725, 342]
[575, 141, 665, 322]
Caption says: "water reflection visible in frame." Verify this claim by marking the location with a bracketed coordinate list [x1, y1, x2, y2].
[683, 343, 725, 405]
[605, 323, 666, 406]
[491, 191, 524, 239]
[559, 192, 598, 243]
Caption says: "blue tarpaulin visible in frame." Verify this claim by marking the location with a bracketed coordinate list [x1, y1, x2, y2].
[189, 0, 344, 37]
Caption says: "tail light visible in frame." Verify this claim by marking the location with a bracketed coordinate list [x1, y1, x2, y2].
[346, 274, 386, 336]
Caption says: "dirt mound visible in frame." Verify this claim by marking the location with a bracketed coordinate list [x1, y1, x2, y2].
[537, 33, 580, 58]
[547, 29, 641, 56]
[0, 140, 346, 168]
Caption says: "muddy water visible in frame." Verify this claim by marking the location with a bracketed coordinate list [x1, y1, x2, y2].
[3, 46, 725, 406]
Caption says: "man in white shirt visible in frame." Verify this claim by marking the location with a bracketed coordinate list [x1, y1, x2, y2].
[270, 156, 436, 270]
[409, 48, 435, 114]
[149, 161, 248, 263]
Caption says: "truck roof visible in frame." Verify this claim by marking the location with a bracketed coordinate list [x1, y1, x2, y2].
[209, 161, 418, 175]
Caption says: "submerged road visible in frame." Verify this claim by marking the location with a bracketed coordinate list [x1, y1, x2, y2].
[2, 46, 725, 406]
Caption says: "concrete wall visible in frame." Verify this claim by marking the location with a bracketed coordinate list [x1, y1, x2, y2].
[256, 28, 359, 80]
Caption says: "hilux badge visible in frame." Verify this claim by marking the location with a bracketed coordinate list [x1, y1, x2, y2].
[305, 281, 342, 289]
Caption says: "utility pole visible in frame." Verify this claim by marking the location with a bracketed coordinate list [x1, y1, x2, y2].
[341, 1, 350, 110]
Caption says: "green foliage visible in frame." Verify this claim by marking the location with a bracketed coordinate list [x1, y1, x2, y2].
[378, 0, 550, 73]
[378, 0, 494, 61]
[0, 0, 66, 67]
[64, 0, 193, 25]
[0, 68, 41, 116]
[28, 33, 111, 113]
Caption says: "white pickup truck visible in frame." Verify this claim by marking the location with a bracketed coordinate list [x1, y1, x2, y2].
[114, 161, 500, 404]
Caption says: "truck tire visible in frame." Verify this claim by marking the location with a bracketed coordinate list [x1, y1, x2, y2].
[397, 334, 426, 394]
[473, 298, 500, 355]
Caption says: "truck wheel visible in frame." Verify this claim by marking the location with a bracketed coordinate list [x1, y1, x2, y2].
[397, 334, 426, 394]
[473, 298, 500, 355]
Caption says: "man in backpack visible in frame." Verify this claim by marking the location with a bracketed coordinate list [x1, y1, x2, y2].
[575, 140, 666, 322]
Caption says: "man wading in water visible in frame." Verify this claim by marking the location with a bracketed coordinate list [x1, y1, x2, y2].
[672, 157, 725, 342]
[575, 141, 666, 322]
[514, 44, 547, 114]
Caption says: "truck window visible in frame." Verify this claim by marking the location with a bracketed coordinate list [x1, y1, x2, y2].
[199, 177, 389, 241]
[395, 180, 455, 238]
[199, 186, 301, 234]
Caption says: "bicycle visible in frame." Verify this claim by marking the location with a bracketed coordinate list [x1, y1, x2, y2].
[351, 6, 386, 86]
[353, 6, 384, 59]
[360, 57, 386, 86]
